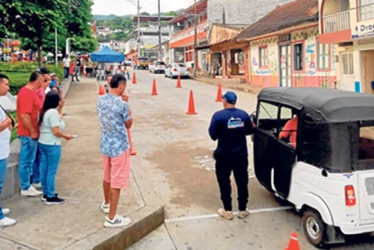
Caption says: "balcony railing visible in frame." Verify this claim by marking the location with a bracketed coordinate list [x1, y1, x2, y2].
[323, 10, 350, 34]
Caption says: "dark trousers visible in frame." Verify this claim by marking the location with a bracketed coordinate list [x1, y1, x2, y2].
[215, 156, 249, 211]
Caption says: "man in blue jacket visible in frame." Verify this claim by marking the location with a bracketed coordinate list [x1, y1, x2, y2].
[209, 91, 253, 220]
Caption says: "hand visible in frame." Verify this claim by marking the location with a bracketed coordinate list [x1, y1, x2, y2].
[30, 130, 39, 139]
[121, 93, 129, 102]
[64, 134, 73, 140]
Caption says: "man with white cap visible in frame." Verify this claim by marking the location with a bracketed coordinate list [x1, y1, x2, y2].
[208, 91, 253, 220]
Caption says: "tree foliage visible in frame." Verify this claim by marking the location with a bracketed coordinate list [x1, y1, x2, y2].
[0, 0, 97, 64]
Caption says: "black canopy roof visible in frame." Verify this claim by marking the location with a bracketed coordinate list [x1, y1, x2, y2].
[258, 87, 374, 123]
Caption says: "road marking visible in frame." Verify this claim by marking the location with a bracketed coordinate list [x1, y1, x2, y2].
[165, 206, 293, 223]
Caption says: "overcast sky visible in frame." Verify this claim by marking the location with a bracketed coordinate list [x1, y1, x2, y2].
[92, 0, 196, 16]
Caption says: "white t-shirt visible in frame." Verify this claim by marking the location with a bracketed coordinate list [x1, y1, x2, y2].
[39, 109, 65, 145]
[62, 57, 70, 68]
[0, 108, 11, 160]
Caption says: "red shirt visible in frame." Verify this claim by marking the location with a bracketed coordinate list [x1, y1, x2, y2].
[17, 87, 42, 136]
[279, 116, 298, 147]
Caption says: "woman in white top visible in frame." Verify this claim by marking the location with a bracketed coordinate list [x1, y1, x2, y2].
[0, 73, 16, 226]
[38, 90, 73, 205]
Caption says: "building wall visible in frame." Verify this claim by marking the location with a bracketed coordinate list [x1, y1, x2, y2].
[250, 26, 336, 88]
[208, 0, 295, 26]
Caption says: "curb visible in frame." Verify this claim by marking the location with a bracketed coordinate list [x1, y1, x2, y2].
[66, 205, 165, 250]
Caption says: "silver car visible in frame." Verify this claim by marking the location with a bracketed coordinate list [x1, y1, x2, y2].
[149, 61, 166, 74]
[165, 63, 189, 79]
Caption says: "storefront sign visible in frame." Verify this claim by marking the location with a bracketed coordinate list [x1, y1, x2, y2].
[352, 21, 374, 39]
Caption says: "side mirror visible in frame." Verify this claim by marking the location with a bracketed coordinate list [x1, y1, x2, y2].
[250, 111, 257, 126]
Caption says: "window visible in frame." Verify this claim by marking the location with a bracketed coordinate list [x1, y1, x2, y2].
[294, 43, 303, 71]
[259, 46, 268, 67]
[258, 102, 278, 131]
[359, 0, 374, 21]
[341, 52, 353, 75]
[318, 42, 330, 70]
[359, 126, 374, 160]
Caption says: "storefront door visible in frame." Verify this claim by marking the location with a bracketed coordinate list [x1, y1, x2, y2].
[279, 44, 291, 87]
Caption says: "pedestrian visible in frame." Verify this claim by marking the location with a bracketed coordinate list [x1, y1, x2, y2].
[0, 73, 17, 226]
[38, 90, 73, 205]
[69, 61, 77, 82]
[208, 91, 253, 220]
[17, 71, 44, 197]
[31, 66, 51, 189]
[75, 56, 81, 81]
[62, 55, 70, 79]
[97, 74, 132, 227]
[124, 66, 130, 80]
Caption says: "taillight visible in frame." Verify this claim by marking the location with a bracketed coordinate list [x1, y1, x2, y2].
[173, 68, 178, 72]
[345, 185, 356, 206]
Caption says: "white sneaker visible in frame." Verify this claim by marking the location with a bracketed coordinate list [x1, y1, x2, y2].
[32, 182, 42, 189]
[0, 216, 16, 227]
[217, 208, 233, 220]
[238, 209, 250, 219]
[104, 214, 131, 228]
[100, 201, 110, 214]
[21, 185, 42, 197]
[2, 208, 10, 215]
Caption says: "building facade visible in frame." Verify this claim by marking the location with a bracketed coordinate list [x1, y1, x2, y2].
[319, 0, 374, 94]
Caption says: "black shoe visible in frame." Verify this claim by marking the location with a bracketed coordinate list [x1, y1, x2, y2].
[45, 195, 64, 205]
[41, 193, 58, 202]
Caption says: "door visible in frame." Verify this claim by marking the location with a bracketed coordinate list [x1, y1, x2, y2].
[361, 50, 374, 94]
[340, 51, 355, 91]
[279, 44, 291, 87]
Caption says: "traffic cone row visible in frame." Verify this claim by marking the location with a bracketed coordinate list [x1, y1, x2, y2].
[176, 75, 182, 88]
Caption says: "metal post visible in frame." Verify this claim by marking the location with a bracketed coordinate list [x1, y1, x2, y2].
[55, 28, 58, 65]
[137, 0, 141, 57]
[158, 0, 161, 60]
[193, 0, 197, 78]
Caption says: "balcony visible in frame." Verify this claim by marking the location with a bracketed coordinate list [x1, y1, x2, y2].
[323, 10, 350, 34]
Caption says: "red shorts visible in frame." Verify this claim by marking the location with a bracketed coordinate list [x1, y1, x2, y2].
[102, 150, 131, 189]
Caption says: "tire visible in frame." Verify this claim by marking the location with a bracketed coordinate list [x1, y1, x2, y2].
[302, 208, 326, 248]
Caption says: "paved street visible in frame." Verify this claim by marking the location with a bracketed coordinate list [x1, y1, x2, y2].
[2, 71, 374, 249]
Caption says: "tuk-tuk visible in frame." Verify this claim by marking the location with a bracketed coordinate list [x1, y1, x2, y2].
[253, 87, 374, 247]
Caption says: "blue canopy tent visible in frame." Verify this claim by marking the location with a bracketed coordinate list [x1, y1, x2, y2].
[90, 46, 124, 63]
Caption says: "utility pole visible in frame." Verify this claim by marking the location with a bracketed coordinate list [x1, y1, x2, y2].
[158, 0, 161, 60]
[137, 0, 141, 57]
[193, 0, 197, 78]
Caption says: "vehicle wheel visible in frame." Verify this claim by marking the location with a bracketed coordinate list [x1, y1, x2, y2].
[302, 208, 326, 248]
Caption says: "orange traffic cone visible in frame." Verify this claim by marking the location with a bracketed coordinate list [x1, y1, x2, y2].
[215, 83, 222, 102]
[186, 90, 197, 115]
[132, 72, 137, 84]
[284, 232, 300, 250]
[151, 79, 158, 95]
[176, 75, 182, 88]
[127, 128, 136, 156]
[98, 85, 105, 95]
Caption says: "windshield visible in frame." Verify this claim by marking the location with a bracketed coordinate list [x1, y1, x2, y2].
[359, 126, 374, 160]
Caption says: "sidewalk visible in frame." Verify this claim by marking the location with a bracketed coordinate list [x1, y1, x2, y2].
[0, 78, 163, 249]
[194, 74, 262, 95]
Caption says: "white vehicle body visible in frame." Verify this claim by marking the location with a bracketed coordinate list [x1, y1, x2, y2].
[165, 63, 189, 78]
[149, 61, 166, 74]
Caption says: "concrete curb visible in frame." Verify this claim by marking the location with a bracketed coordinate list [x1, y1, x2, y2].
[1, 139, 20, 201]
[65, 205, 165, 250]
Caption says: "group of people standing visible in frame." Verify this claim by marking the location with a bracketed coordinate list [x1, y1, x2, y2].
[0, 67, 73, 227]
[62, 55, 82, 82]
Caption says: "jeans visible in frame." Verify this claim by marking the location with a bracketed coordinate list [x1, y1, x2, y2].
[0, 158, 7, 219]
[32, 144, 40, 184]
[38, 143, 61, 198]
[64, 67, 69, 78]
[18, 136, 38, 190]
[215, 156, 249, 211]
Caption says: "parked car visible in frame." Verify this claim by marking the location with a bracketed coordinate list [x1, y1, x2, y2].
[137, 57, 149, 69]
[252, 87, 374, 248]
[149, 60, 166, 74]
[164, 63, 189, 78]
[124, 58, 132, 66]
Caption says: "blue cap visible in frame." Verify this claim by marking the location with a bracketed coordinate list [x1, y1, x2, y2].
[222, 91, 237, 104]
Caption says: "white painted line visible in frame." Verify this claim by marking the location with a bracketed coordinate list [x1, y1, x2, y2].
[165, 206, 293, 223]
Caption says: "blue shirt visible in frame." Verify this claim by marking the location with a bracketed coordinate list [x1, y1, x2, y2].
[97, 94, 131, 157]
[209, 108, 253, 157]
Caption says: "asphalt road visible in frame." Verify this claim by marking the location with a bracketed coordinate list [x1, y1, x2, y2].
[122, 69, 374, 250]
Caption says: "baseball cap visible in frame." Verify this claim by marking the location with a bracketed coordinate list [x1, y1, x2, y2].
[50, 73, 56, 76]
[222, 91, 237, 104]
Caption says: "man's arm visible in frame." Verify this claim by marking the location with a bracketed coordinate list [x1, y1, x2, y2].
[0, 117, 12, 132]
[20, 113, 38, 139]
[208, 115, 218, 140]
